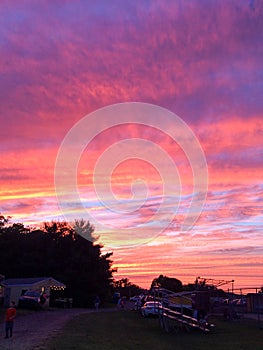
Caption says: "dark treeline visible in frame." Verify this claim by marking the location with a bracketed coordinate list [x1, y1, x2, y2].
[151, 274, 183, 292]
[113, 278, 146, 297]
[0, 216, 115, 306]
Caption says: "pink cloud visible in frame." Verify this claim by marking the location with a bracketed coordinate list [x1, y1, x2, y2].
[0, 0, 262, 288]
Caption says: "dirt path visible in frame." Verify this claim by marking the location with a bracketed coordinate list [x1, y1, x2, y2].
[0, 307, 116, 350]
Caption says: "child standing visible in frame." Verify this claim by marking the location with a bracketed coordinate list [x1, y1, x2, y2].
[5, 301, 16, 338]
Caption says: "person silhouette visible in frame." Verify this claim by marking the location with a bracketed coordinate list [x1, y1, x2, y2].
[4, 301, 17, 338]
[94, 295, 100, 310]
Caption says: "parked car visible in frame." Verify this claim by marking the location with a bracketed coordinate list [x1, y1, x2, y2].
[232, 298, 247, 306]
[18, 291, 42, 309]
[223, 298, 230, 305]
[130, 295, 141, 302]
[141, 301, 162, 317]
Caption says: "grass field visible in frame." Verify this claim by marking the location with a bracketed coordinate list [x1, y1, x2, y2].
[46, 310, 263, 350]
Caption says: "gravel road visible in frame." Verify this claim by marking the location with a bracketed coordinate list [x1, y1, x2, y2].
[0, 307, 114, 350]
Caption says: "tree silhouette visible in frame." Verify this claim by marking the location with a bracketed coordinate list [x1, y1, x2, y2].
[151, 274, 183, 293]
[113, 278, 144, 297]
[0, 219, 114, 306]
[73, 218, 99, 243]
[0, 214, 11, 227]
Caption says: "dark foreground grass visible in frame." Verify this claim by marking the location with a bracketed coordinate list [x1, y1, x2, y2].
[46, 310, 263, 350]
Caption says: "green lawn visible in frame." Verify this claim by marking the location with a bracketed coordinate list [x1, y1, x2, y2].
[46, 310, 263, 350]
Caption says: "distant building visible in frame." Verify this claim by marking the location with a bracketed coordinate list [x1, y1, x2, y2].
[1, 277, 66, 306]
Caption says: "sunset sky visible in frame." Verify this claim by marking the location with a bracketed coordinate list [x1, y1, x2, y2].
[1, 0, 262, 290]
